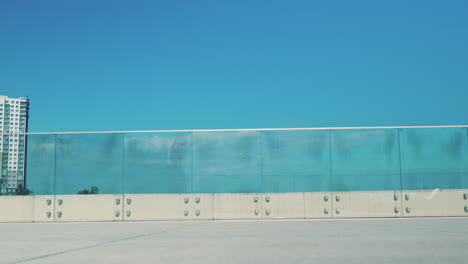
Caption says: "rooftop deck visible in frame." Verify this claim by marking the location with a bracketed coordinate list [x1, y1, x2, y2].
[2, 217, 468, 264]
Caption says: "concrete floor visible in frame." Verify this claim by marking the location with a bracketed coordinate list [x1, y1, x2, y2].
[1, 218, 467, 264]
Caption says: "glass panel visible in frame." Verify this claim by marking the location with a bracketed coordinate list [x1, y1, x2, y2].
[261, 130, 331, 192]
[124, 132, 192, 194]
[331, 129, 401, 191]
[24, 134, 55, 195]
[192, 131, 261, 193]
[55, 133, 123, 195]
[399, 127, 468, 190]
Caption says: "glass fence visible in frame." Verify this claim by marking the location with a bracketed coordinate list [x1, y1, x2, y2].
[6, 127, 468, 195]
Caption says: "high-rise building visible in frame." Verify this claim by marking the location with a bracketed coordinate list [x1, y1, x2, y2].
[0, 95, 30, 195]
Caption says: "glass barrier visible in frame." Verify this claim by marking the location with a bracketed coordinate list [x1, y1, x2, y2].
[124, 132, 192, 194]
[6, 126, 468, 197]
[261, 130, 331, 192]
[330, 129, 401, 191]
[192, 131, 261, 193]
[24, 134, 56, 195]
[399, 127, 468, 190]
[54, 133, 124, 195]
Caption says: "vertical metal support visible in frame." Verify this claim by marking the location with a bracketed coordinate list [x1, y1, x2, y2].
[259, 131, 263, 194]
[328, 130, 334, 217]
[53, 135, 57, 221]
[121, 133, 126, 220]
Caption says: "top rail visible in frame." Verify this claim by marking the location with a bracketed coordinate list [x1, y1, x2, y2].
[1, 125, 468, 135]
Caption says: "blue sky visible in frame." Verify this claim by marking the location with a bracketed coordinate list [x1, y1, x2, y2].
[1, 0, 467, 132]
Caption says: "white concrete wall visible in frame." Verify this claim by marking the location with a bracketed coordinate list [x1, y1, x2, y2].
[261, 193, 306, 219]
[214, 193, 261, 220]
[33, 195, 55, 222]
[304, 192, 333, 218]
[332, 191, 401, 218]
[0, 189, 467, 222]
[123, 194, 214, 221]
[53, 194, 123, 222]
[402, 189, 468, 217]
[0, 196, 34, 222]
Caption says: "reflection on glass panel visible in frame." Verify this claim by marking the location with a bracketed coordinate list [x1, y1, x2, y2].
[192, 131, 261, 193]
[400, 127, 468, 190]
[55, 133, 123, 195]
[261, 130, 331, 192]
[331, 129, 401, 191]
[25, 135, 55, 195]
[124, 132, 192, 194]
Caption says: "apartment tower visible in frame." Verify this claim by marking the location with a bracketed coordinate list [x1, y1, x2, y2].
[0, 95, 30, 194]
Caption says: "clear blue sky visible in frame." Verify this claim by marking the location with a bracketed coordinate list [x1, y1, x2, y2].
[1, 0, 467, 132]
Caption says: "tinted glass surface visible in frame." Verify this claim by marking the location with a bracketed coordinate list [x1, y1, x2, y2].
[330, 129, 401, 191]
[124, 132, 192, 194]
[15, 127, 468, 195]
[261, 130, 331, 192]
[25, 134, 56, 195]
[55, 133, 124, 195]
[399, 127, 468, 190]
[192, 131, 261, 193]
